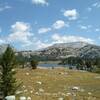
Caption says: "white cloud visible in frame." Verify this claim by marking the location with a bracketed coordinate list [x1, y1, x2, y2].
[95, 28, 100, 32]
[87, 2, 100, 12]
[0, 22, 51, 50]
[79, 25, 92, 30]
[35, 40, 52, 49]
[38, 27, 51, 34]
[8, 22, 33, 46]
[87, 7, 92, 12]
[11, 22, 30, 32]
[52, 20, 68, 29]
[0, 39, 5, 44]
[0, 5, 11, 12]
[63, 9, 79, 20]
[92, 2, 100, 8]
[79, 25, 88, 30]
[32, 0, 48, 6]
[52, 33, 94, 44]
[33, 34, 94, 49]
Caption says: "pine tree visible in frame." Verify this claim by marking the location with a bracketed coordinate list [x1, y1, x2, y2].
[0, 45, 19, 98]
[30, 60, 38, 69]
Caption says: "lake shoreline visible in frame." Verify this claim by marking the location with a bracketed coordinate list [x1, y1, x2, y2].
[37, 66, 65, 69]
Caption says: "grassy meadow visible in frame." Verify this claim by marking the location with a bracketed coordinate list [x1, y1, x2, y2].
[15, 67, 100, 100]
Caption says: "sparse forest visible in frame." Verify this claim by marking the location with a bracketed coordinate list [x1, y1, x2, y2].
[59, 57, 100, 73]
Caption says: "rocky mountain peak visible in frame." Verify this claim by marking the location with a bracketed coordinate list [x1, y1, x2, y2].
[50, 42, 89, 49]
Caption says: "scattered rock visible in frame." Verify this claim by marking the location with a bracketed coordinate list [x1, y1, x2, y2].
[88, 92, 92, 95]
[27, 97, 31, 100]
[79, 89, 85, 92]
[24, 89, 28, 93]
[20, 96, 26, 100]
[12, 69, 15, 72]
[30, 91, 33, 94]
[5, 95, 15, 100]
[66, 93, 71, 96]
[39, 88, 44, 92]
[35, 92, 39, 95]
[36, 81, 42, 85]
[58, 97, 64, 100]
[16, 91, 23, 94]
[26, 73, 29, 76]
[61, 93, 66, 96]
[22, 85, 26, 88]
[72, 92, 76, 96]
[72, 86, 79, 91]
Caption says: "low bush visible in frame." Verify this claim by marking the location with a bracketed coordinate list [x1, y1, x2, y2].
[30, 60, 38, 69]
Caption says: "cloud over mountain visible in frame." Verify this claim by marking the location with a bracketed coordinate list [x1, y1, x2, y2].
[52, 33, 94, 44]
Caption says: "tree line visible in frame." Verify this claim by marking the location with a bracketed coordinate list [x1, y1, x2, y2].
[59, 56, 100, 73]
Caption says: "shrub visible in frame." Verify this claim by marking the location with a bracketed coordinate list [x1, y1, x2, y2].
[30, 60, 38, 69]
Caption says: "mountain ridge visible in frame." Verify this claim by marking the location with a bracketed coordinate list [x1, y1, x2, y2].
[30, 42, 100, 60]
[0, 42, 100, 60]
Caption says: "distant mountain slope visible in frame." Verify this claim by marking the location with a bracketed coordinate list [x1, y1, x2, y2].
[78, 44, 100, 59]
[1, 42, 100, 60]
[32, 42, 100, 60]
[50, 42, 88, 49]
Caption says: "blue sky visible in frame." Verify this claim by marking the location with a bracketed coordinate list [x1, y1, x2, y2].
[0, 0, 100, 50]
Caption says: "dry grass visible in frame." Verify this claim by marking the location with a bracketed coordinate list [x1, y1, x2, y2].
[15, 67, 100, 100]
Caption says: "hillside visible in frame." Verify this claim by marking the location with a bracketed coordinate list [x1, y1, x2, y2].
[78, 44, 100, 59]
[30, 42, 100, 60]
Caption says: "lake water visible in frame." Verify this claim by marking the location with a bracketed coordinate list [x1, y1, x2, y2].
[38, 63, 69, 68]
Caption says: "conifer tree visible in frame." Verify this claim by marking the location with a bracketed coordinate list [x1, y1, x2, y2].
[0, 45, 19, 98]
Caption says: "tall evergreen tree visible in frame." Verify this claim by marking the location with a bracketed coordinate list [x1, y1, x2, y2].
[0, 45, 19, 98]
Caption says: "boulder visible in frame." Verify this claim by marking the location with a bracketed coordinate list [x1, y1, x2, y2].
[5, 95, 15, 100]
[27, 97, 31, 100]
[58, 97, 64, 100]
[20, 96, 26, 100]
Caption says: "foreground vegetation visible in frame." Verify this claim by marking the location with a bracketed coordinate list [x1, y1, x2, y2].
[16, 68, 100, 100]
